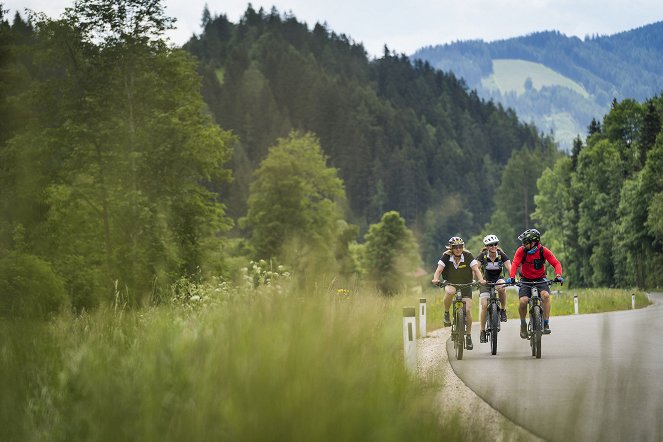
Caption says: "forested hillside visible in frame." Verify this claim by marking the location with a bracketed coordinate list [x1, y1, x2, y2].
[0, 1, 560, 313]
[412, 22, 663, 150]
[183, 6, 557, 245]
[534, 97, 663, 288]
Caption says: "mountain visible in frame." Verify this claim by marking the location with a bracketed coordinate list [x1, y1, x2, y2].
[411, 22, 663, 150]
[183, 5, 559, 262]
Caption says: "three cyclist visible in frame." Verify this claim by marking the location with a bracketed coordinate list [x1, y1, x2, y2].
[476, 234, 512, 344]
[505, 228, 564, 339]
[432, 236, 485, 350]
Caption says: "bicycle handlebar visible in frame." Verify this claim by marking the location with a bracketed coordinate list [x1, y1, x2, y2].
[433, 280, 479, 288]
[512, 278, 563, 286]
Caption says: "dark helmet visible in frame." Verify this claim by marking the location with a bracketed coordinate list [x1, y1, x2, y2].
[518, 228, 541, 244]
[447, 236, 465, 248]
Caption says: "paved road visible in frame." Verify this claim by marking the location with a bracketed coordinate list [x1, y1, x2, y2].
[447, 293, 663, 441]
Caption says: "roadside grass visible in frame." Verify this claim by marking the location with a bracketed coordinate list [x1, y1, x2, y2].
[1, 282, 478, 442]
[422, 286, 651, 333]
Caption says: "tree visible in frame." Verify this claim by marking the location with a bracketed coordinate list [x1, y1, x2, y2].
[241, 131, 347, 280]
[1, 0, 235, 307]
[362, 211, 420, 295]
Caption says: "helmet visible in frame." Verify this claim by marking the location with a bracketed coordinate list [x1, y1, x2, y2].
[518, 228, 541, 244]
[447, 236, 464, 248]
[483, 234, 499, 245]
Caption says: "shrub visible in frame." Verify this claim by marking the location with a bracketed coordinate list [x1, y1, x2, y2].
[0, 252, 67, 318]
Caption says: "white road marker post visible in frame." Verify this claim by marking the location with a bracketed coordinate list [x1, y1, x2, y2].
[574, 294, 579, 315]
[632, 293, 635, 309]
[419, 298, 427, 338]
[403, 307, 417, 374]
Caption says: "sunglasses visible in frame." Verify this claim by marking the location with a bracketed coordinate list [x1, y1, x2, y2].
[451, 245, 463, 250]
[487, 243, 498, 247]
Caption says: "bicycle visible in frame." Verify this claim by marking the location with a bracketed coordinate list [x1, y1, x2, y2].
[514, 279, 561, 359]
[434, 281, 478, 360]
[484, 281, 506, 356]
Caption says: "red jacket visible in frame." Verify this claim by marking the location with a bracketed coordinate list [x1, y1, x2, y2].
[510, 244, 562, 280]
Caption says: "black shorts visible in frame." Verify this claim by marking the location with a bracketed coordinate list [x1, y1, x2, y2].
[447, 285, 473, 299]
[518, 279, 550, 298]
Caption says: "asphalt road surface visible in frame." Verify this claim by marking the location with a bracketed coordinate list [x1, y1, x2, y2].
[447, 293, 663, 442]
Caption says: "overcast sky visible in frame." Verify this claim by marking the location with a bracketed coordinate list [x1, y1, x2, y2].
[4, 0, 663, 57]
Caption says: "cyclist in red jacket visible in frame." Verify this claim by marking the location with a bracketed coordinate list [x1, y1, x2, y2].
[505, 229, 564, 338]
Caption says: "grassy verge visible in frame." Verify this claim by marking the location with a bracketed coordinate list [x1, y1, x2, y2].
[1, 282, 474, 442]
[421, 286, 651, 333]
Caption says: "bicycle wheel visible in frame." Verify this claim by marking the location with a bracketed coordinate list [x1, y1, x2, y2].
[489, 303, 499, 355]
[455, 307, 465, 360]
[532, 307, 542, 359]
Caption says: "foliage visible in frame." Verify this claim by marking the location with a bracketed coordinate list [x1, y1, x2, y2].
[0, 251, 67, 318]
[0, 1, 235, 307]
[532, 95, 663, 288]
[241, 131, 347, 282]
[361, 211, 421, 295]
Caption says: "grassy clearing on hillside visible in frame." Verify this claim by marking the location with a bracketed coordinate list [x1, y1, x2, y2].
[1, 281, 483, 442]
[482, 59, 589, 97]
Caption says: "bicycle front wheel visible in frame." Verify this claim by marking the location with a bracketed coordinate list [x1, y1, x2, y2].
[489, 303, 499, 355]
[455, 308, 465, 360]
[532, 307, 542, 359]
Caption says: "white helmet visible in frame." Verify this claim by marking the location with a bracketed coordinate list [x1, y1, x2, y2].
[483, 234, 499, 245]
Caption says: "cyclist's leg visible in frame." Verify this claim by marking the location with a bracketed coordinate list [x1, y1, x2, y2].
[479, 290, 489, 331]
[443, 285, 456, 312]
[497, 279, 507, 310]
[462, 287, 473, 332]
[518, 285, 531, 320]
[541, 289, 551, 320]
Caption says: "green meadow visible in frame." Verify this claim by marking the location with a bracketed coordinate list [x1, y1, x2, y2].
[1, 278, 475, 442]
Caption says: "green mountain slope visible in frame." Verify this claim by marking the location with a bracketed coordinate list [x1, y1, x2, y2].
[482, 59, 588, 98]
[183, 6, 558, 261]
[411, 23, 663, 150]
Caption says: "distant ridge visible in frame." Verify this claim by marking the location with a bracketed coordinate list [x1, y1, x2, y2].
[411, 22, 663, 150]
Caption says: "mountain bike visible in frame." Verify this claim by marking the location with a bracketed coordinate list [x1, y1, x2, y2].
[435, 281, 478, 360]
[515, 279, 561, 359]
[484, 281, 506, 356]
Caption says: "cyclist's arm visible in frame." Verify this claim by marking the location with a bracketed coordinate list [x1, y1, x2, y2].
[470, 260, 485, 284]
[432, 258, 446, 283]
[509, 247, 524, 279]
[543, 247, 563, 276]
[503, 259, 512, 278]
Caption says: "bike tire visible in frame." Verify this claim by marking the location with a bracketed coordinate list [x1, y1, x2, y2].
[533, 307, 542, 359]
[455, 307, 465, 360]
[489, 303, 499, 355]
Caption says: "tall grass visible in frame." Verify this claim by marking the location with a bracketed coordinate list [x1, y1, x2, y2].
[1, 281, 471, 441]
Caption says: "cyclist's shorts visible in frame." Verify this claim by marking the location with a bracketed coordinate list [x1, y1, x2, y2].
[445, 285, 473, 299]
[479, 278, 506, 298]
[518, 279, 550, 298]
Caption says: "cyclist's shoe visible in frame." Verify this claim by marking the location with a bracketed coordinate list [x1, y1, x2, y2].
[443, 311, 451, 327]
[465, 335, 474, 350]
[520, 324, 528, 339]
[543, 323, 551, 334]
[480, 330, 487, 343]
[500, 309, 507, 322]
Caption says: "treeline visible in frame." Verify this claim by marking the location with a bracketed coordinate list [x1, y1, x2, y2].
[534, 97, 663, 288]
[0, 1, 559, 317]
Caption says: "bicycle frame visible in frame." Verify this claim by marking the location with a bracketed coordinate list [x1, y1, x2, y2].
[484, 282, 504, 355]
[435, 281, 477, 360]
[515, 279, 559, 359]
